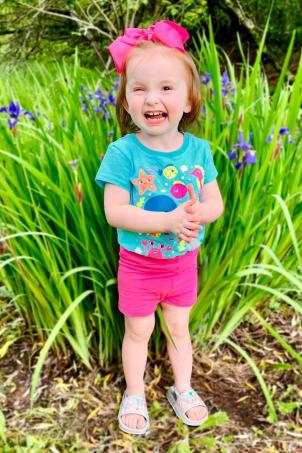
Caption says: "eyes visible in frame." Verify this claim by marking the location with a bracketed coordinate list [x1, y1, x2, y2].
[133, 86, 172, 92]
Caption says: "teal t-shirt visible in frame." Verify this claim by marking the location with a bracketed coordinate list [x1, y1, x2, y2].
[95, 132, 218, 259]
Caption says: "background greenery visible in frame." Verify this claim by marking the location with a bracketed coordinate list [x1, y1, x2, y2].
[0, 0, 301, 79]
[0, 4, 301, 451]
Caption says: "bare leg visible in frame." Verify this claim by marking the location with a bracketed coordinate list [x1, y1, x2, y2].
[121, 313, 155, 429]
[161, 303, 207, 420]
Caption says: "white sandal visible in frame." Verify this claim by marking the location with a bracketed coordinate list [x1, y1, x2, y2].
[167, 385, 208, 426]
[118, 391, 150, 435]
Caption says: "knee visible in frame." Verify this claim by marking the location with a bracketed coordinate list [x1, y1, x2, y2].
[125, 315, 155, 342]
[162, 320, 190, 339]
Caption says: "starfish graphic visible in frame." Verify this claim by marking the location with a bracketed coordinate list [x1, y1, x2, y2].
[132, 169, 157, 195]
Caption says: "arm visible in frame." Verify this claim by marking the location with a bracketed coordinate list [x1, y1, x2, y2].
[186, 180, 224, 224]
[104, 183, 202, 240]
[104, 183, 168, 233]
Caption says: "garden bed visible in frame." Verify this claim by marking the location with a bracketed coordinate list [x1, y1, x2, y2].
[0, 299, 301, 452]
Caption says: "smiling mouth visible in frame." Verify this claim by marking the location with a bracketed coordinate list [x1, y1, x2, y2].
[144, 111, 167, 120]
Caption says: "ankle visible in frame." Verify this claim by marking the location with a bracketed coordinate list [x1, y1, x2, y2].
[175, 384, 191, 394]
[126, 386, 145, 397]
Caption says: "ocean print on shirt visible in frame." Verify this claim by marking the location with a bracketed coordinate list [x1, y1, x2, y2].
[131, 161, 205, 258]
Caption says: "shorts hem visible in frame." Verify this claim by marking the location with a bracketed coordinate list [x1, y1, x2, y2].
[119, 307, 156, 317]
[161, 300, 196, 308]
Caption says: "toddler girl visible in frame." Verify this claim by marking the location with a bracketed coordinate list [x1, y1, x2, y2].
[95, 20, 224, 435]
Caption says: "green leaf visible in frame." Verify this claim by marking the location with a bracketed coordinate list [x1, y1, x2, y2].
[30, 290, 93, 407]
[0, 409, 6, 443]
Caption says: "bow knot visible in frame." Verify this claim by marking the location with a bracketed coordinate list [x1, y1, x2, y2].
[109, 21, 189, 73]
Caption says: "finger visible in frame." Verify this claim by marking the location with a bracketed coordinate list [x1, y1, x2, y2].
[178, 233, 192, 243]
[182, 227, 199, 238]
[185, 220, 202, 230]
[187, 214, 202, 224]
[188, 184, 197, 203]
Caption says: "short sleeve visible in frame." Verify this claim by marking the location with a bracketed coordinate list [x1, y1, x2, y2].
[95, 144, 132, 192]
[204, 142, 218, 184]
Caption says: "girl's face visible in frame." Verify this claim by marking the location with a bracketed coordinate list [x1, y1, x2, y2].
[124, 48, 191, 144]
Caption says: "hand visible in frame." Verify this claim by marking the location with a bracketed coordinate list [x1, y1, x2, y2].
[166, 191, 203, 243]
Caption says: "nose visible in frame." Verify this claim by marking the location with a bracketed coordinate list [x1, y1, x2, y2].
[145, 90, 160, 105]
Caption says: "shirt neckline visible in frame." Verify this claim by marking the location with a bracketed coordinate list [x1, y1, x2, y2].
[130, 132, 190, 157]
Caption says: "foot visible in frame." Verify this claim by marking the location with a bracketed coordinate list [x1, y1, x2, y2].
[186, 404, 208, 420]
[121, 391, 148, 430]
[176, 387, 208, 421]
[121, 413, 147, 430]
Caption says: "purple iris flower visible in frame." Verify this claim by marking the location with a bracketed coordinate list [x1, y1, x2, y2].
[107, 93, 116, 106]
[80, 84, 116, 118]
[279, 126, 289, 136]
[234, 132, 251, 151]
[228, 149, 237, 161]
[221, 71, 229, 85]
[245, 150, 256, 164]
[94, 89, 103, 101]
[69, 159, 80, 169]
[230, 131, 256, 169]
[201, 72, 211, 84]
[221, 71, 235, 97]
[0, 100, 35, 130]
[266, 126, 294, 146]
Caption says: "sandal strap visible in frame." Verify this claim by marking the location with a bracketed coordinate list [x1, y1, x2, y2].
[119, 393, 149, 420]
[174, 387, 207, 415]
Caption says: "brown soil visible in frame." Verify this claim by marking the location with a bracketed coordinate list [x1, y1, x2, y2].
[0, 305, 301, 452]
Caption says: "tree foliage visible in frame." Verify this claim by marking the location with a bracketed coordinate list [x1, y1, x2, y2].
[0, 0, 300, 74]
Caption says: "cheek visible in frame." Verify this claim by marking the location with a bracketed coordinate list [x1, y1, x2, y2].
[168, 99, 182, 113]
[127, 97, 142, 113]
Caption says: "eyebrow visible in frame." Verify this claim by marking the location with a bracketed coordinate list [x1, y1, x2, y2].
[129, 79, 176, 87]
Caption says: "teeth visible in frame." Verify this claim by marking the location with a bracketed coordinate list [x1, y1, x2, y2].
[146, 111, 165, 116]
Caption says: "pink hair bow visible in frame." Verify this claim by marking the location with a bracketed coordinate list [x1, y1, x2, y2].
[108, 21, 189, 73]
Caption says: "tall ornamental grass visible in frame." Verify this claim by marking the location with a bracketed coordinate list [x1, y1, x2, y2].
[0, 21, 301, 413]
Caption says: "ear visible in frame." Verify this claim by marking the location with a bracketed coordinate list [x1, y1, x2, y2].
[184, 102, 191, 113]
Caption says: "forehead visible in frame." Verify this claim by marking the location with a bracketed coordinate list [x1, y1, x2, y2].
[125, 47, 188, 83]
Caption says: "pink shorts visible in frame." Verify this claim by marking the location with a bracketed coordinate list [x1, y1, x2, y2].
[117, 246, 199, 317]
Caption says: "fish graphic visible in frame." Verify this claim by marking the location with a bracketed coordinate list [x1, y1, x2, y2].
[158, 164, 178, 179]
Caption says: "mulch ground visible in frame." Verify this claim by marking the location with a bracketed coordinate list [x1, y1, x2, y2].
[0, 301, 301, 452]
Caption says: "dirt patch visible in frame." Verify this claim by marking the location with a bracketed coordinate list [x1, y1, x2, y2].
[0, 304, 301, 452]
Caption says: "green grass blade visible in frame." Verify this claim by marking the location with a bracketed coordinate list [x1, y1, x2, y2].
[225, 338, 278, 423]
[251, 308, 302, 367]
[30, 290, 93, 408]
